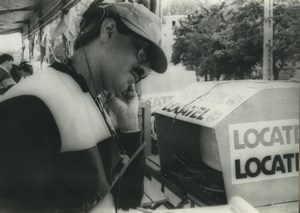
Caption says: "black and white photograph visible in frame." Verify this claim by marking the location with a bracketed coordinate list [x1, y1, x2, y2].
[0, 0, 299, 212]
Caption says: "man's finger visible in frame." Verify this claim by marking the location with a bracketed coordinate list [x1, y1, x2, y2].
[126, 84, 137, 99]
[107, 96, 123, 110]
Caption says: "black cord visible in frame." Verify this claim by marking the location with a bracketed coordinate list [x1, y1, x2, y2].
[114, 181, 121, 213]
[172, 81, 230, 160]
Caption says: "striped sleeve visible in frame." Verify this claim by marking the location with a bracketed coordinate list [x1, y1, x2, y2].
[0, 68, 15, 93]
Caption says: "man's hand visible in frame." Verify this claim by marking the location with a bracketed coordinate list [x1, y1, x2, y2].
[106, 85, 139, 132]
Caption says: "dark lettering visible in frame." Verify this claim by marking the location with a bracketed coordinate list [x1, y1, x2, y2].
[235, 153, 298, 182]
[162, 102, 176, 112]
[181, 105, 195, 117]
[190, 107, 206, 119]
[179, 107, 189, 116]
[261, 156, 274, 175]
[245, 158, 261, 177]
[173, 105, 184, 114]
[272, 155, 286, 173]
[235, 159, 247, 179]
[283, 154, 294, 172]
[184, 106, 196, 117]
[196, 109, 210, 120]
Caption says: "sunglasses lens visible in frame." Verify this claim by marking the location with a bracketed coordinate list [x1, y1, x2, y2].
[138, 47, 148, 64]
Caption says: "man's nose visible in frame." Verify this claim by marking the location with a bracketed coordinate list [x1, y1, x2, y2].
[139, 62, 151, 77]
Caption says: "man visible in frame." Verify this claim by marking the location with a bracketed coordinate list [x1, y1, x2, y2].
[0, 54, 16, 94]
[0, 1, 167, 212]
[10, 61, 33, 82]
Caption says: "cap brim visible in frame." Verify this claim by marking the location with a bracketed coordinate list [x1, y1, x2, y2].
[120, 18, 168, 73]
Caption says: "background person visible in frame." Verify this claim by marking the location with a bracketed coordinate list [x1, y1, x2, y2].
[0, 53, 16, 94]
[10, 61, 33, 83]
[18, 61, 33, 80]
[10, 64, 21, 83]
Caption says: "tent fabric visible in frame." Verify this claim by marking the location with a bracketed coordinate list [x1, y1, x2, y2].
[0, 0, 78, 36]
[0, 0, 41, 35]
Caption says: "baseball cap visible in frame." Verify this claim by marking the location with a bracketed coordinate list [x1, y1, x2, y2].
[103, 2, 167, 73]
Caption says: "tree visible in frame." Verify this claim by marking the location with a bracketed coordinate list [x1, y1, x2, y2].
[172, 3, 228, 80]
[172, 0, 300, 80]
[223, 0, 264, 79]
[273, 3, 300, 79]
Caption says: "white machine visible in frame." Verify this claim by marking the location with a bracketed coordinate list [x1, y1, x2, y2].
[154, 80, 299, 211]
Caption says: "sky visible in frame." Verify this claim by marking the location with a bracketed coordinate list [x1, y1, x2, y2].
[0, 33, 22, 52]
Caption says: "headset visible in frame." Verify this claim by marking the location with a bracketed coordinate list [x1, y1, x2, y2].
[75, 1, 132, 50]
[75, 1, 109, 50]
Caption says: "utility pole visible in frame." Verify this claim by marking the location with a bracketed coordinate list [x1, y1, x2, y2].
[263, 0, 273, 80]
[158, 0, 162, 18]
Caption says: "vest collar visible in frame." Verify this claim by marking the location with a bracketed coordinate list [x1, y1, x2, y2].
[50, 60, 89, 93]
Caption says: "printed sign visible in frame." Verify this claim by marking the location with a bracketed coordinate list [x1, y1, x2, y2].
[229, 119, 299, 185]
[142, 92, 178, 112]
[156, 82, 259, 127]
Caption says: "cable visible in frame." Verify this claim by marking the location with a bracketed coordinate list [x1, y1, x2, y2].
[114, 181, 121, 213]
[108, 141, 146, 193]
[172, 81, 230, 160]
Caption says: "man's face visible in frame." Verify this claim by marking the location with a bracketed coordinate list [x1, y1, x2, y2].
[101, 32, 151, 93]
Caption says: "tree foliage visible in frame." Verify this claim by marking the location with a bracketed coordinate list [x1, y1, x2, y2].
[273, 3, 300, 79]
[172, 0, 300, 80]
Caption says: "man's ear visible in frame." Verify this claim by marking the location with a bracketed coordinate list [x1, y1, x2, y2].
[100, 18, 117, 43]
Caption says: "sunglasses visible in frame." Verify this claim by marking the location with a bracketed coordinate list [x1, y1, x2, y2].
[130, 43, 151, 83]
[137, 43, 149, 64]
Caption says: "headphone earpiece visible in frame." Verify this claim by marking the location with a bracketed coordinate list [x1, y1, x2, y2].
[75, 1, 109, 50]
[79, 0, 108, 38]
